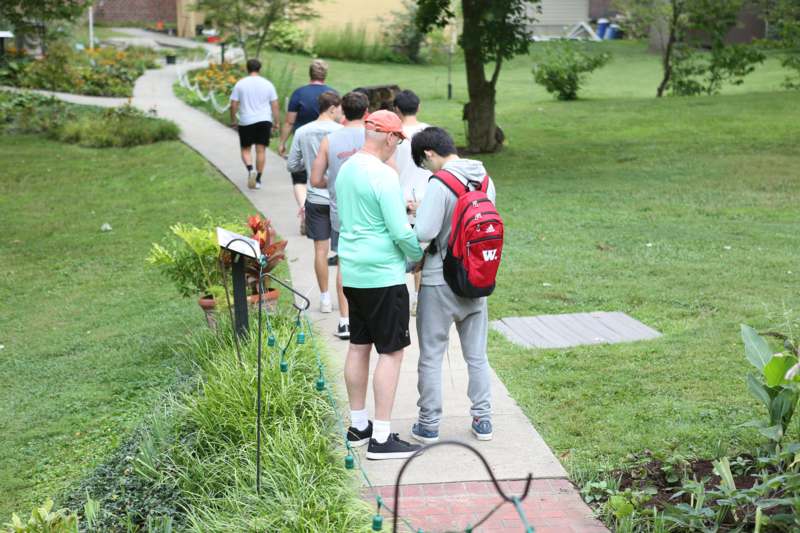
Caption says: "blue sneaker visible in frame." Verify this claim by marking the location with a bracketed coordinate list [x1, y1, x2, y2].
[471, 418, 493, 441]
[411, 423, 440, 444]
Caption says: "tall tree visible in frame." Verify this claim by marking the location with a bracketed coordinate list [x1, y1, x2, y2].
[1, 0, 87, 52]
[196, 0, 315, 59]
[616, 0, 763, 97]
[416, 0, 538, 153]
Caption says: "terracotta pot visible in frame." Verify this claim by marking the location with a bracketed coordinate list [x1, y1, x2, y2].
[198, 295, 217, 330]
[247, 288, 280, 312]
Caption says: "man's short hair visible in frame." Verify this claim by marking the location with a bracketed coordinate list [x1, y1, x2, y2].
[309, 59, 328, 81]
[246, 59, 261, 73]
[318, 90, 341, 113]
[393, 89, 420, 116]
[341, 91, 369, 121]
[411, 126, 457, 168]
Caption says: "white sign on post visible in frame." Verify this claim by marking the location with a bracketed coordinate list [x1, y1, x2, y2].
[216, 227, 262, 260]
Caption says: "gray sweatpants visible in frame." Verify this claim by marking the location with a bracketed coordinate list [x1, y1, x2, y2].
[416, 284, 492, 429]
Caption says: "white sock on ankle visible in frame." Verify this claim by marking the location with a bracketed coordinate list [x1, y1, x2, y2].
[350, 409, 369, 431]
[320, 291, 331, 303]
[373, 420, 391, 443]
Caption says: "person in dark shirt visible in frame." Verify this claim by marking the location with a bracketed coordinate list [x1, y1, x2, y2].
[279, 59, 337, 234]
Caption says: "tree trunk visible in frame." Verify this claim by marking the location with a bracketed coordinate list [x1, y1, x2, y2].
[461, 0, 500, 153]
[657, 1, 681, 97]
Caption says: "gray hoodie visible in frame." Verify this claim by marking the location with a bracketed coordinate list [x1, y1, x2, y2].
[414, 158, 497, 287]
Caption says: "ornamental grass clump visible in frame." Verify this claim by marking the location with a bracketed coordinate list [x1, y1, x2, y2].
[134, 316, 372, 532]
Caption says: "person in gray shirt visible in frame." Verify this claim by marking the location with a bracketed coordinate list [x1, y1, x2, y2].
[310, 91, 369, 340]
[406, 126, 497, 444]
[286, 91, 342, 317]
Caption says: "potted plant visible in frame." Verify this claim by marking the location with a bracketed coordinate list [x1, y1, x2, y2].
[147, 221, 229, 328]
[147, 215, 288, 327]
[245, 214, 287, 311]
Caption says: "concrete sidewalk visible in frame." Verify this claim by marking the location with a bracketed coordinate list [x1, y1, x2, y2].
[28, 36, 606, 527]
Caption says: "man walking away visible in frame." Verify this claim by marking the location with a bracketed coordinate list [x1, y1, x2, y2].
[408, 127, 497, 444]
[286, 91, 343, 315]
[280, 60, 337, 232]
[309, 91, 369, 340]
[335, 110, 423, 460]
[393, 89, 431, 314]
[229, 59, 280, 190]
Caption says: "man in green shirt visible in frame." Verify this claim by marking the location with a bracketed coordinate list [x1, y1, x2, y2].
[335, 110, 424, 460]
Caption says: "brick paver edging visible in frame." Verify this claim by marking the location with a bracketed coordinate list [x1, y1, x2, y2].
[366, 479, 607, 532]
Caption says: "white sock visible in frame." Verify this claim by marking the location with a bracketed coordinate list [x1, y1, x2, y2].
[350, 409, 369, 431]
[320, 291, 331, 303]
[373, 420, 391, 444]
[339, 317, 349, 327]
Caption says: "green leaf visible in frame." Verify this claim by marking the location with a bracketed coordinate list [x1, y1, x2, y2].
[764, 354, 797, 387]
[742, 324, 773, 370]
[608, 495, 634, 518]
[758, 424, 783, 442]
[747, 373, 772, 409]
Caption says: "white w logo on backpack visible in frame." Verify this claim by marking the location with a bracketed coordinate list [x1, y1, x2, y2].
[482, 249, 498, 261]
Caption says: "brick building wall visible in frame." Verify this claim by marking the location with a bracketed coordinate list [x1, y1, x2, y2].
[93, 0, 176, 23]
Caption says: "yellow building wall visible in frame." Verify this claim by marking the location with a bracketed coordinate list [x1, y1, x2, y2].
[306, 0, 399, 35]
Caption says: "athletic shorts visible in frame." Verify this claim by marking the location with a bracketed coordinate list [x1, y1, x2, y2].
[238, 121, 271, 148]
[330, 229, 340, 253]
[290, 170, 307, 185]
[304, 200, 331, 241]
[344, 284, 411, 354]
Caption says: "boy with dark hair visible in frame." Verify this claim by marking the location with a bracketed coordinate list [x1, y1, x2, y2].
[287, 91, 343, 315]
[407, 126, 497, 443]
[308, 90, 370, 339]
[229, 58, 280, 190]
[393, 89, 431, 313]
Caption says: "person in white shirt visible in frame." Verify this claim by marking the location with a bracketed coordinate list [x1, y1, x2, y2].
[229, 59, 280, 190]
[393, 90, 430, 313]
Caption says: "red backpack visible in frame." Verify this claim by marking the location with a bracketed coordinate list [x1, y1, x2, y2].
[430, 169, 504, 298]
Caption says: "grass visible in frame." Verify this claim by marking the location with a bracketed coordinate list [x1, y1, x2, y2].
[179, 40, 800, 476]
[0, 134, 259, 518]
[124, 317, 371, 531]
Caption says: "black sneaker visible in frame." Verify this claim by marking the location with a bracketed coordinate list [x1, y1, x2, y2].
[336, 323, 350, 340]
[327, 254, 338, 266]
[366, 433, 422, 460]
[347, 421, 372, 447]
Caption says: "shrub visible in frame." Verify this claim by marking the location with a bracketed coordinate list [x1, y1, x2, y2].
[532, 41, 611, 101]
[0, 91, 180, 147]
[265, 20, 312, 55]
[14, 43, 159, 97]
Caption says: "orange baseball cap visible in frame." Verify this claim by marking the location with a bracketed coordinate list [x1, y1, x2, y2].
[365, 110, 406, 139]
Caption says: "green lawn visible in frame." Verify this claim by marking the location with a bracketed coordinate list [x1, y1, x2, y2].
[0, 135, 258, 517]
[222, 41, 800, 473]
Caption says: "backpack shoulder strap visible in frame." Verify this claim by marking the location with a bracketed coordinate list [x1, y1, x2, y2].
[480, 175, 490, 193]
[430, 169, 469, 197]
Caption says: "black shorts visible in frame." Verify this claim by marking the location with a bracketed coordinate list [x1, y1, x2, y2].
[291, 170, 307, 185]
[344, 284, 411, 354]
[304, 200, 331, 241]
[238, 121, 271, 148]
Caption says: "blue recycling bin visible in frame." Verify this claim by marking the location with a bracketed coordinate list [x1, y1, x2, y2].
[597, 18, 609, 40]
[606, 23, 620, 40]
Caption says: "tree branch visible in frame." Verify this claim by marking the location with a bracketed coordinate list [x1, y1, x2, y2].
[490, 54, 503, 88]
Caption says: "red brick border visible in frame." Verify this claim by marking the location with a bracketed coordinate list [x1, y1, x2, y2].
[364, 479, 608, 532]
